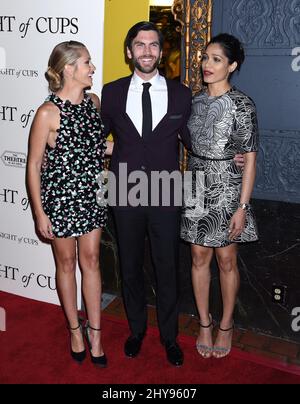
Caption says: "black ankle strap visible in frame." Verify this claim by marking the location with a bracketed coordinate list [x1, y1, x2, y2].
[199, 320, 213, 328]
[219, 324, 234, 332]
[68, 323, 81, 331]
[88, 325, 101, 331]
[199, 314, 213, 328]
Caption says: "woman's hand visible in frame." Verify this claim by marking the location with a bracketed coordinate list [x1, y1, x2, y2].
[228, 209, 246, 241]
[36, 212, 54, 240]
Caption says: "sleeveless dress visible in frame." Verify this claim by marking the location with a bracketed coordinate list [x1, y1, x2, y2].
[41, 93, 107, 238]
[181, 88, 259, 247]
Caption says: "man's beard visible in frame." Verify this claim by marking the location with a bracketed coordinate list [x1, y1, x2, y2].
[132, 56, 160, 74]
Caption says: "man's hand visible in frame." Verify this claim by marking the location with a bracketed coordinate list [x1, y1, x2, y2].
[233, 153, 244, 168]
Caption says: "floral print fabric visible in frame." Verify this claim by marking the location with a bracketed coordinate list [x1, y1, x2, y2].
[41, 93, 107, 238]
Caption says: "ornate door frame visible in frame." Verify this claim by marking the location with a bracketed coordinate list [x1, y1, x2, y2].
[171, 0, 213, 169]
[172, 0, 213, 94]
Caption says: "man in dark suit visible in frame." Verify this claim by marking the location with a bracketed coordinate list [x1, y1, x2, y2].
[101, 21, 192, 367]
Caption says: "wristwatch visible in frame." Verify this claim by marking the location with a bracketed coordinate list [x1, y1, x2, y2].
[238, 203, 250, 210]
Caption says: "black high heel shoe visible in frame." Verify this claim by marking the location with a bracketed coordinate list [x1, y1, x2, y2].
[84, 323, 107, 368]
[68, 323, 86, 363]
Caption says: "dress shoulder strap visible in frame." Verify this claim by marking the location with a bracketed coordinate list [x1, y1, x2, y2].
[45, 93, 64, 110]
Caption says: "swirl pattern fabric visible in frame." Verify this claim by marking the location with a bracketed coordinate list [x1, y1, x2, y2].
[181, 88, 259, 247]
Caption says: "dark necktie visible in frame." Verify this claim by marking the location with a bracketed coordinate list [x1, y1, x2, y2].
[142, 82, 152, 138]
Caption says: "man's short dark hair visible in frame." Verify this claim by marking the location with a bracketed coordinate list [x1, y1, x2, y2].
[125, 21, 164, 52]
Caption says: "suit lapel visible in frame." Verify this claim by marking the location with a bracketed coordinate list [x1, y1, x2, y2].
[119, 75, 142, 139]
[119, 75, 131, 114]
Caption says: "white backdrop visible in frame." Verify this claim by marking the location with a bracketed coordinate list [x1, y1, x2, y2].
[0, 0, 105, 304]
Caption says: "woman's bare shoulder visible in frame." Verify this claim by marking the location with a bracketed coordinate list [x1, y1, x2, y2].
[36, 100, 59, 117]
[88, 92, 100, 110]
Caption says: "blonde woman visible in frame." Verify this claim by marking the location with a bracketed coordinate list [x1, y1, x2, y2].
[27, 41, 112, 367]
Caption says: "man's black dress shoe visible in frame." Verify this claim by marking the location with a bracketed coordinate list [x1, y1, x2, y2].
[165, 342, 184, 366]
[124, 334, 144, 358]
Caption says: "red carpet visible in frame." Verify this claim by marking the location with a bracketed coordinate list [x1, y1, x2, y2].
[0, 291, 300, 384]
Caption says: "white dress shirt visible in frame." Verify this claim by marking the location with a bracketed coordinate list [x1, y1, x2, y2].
[126, 71, 168, 136]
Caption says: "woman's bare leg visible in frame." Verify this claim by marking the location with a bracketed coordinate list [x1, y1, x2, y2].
[213, 243, 239, 358]
[52, 237, 84, 353]
[78, 228, 104, 357]
[191, 244, 214, 357]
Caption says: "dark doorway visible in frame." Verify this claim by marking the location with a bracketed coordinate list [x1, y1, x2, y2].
[150, 5, 182, 81]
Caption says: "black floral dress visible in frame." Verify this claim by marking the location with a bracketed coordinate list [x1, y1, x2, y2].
[41, 93, 107, 238]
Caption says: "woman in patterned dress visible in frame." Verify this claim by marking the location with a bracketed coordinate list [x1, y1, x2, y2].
[181, 34, 259, 358]
[27, 41, 113, 367]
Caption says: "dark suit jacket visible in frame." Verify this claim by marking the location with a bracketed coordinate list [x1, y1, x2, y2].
[101, 75, 192, 209]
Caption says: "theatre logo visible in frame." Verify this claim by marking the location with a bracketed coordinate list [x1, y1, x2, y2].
[1, 151, 27, 168]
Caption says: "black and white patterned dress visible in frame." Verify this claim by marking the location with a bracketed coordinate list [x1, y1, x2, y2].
[181, 87, 259, 247]
[41, 93, 107, 238]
